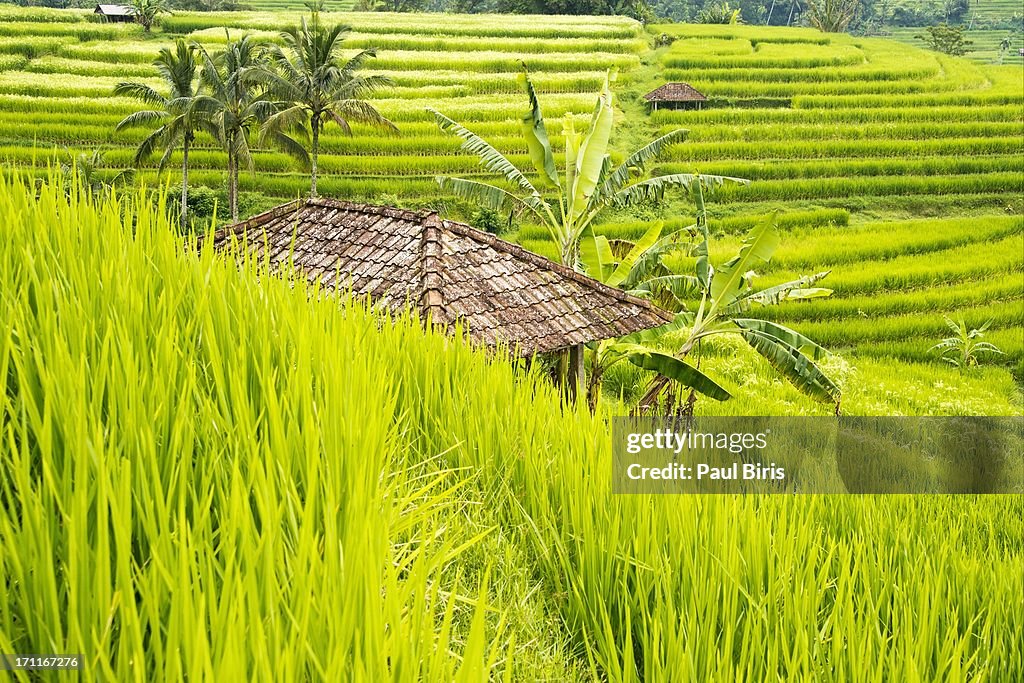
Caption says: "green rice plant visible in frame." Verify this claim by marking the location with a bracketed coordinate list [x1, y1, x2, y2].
[700, 172, 1024, 203]
[732, 233, 1024, 297]
[783, 301, 1022, 349]
[4, 170, 1022, 682]
[667, 75, 987, 97]
[0, 55, 27, 72]
[664, 137, 1024, 162]
[0, 21, 142, 41]
[58, 41, 172, 65]
[649, 22, 831, 43]
[663, 37, 753, 56]
[0, 172, 512, 680]
[678, 121, 1022, 143]
[366, 50, 640, 74]
[517, 208, 850, 241]
[793, 91, 1023, 108]
[0, 72, 164, 99]
[161, 11, 640, 38]
[657, 155, 1024, 181]
[341, 32, 646, 55]
[0, 5, 90, 22]
[674, 64, 941, 83]
[0, 36, 72, 59]
[0, 94, 140, 116]
[755, 216, 1023, 272]
[652, 104, 1024, 125]
[663, 43, 865, 69]
[765, 273, 1024, 322]
[368, 70, 609, 95]
[24, 56, 156, 78]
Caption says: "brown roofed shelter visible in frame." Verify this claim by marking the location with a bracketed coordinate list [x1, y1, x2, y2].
[643, 83, 708, 111]
[208, 198, 674, 357]
[94, 4, 135, 21]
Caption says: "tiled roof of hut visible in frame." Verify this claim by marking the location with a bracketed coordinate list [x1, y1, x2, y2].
[207, 198, 674, 356]
[643, 83, 707, 103]
[94, 4, 134, 16]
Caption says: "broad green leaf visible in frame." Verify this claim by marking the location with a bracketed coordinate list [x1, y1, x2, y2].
[621, 228, 691, 290]
[733, 317, 830, 360]
[627, 351, 732, 401]
[579, 225, 614, 281]
[710, 217, 780, 311]
[563, 117, 580, 218]
[786, 288, 832, 299]
[599, 128, 689, 198]
[629, 274, 702, 302]
[519, 69, 560, 189]
[436, 176, 546, 224]
[738, 328, 840, 404]
[617, 312, 692, 345]
[725, 271, 832, 315]
[613, 173, 748, 207]
[606, 222, 662, 288]
[571, 72, 614, 217]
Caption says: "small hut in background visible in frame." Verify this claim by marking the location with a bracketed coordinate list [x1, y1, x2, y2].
[643, 83, 708, 111]
[94, 4, 135, 22]
[207, 198, 674, 357]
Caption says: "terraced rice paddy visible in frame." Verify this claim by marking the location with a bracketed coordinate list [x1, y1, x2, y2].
[1, 9, 1022, 681]
[0, 6, 1021, 381]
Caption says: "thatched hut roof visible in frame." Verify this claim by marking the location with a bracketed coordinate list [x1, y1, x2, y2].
[643, 83, 708, 103]
[208, 198, 674, 356]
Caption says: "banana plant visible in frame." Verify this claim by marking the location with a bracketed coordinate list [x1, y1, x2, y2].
[629, 184, 840, 413]
[428, 67, 747, 269]
[579, 219, 729, 410]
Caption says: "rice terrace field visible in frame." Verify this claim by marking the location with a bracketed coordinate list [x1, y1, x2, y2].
[0, 3, 1022, 681]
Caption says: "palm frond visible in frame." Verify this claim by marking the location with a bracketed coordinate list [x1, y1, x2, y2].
[113, 82, 167, 107]
[115, 109, 165, 132]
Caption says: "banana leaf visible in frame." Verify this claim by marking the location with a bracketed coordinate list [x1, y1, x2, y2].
[738, 327, 840, 404]
[519, 69, 560, 189]
[628, 350, 731, 401]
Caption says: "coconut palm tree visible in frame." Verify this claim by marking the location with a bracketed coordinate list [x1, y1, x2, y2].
[191, 34, 271, 221]
[114, 39, 201, 223]
[255, 12, 397, 198]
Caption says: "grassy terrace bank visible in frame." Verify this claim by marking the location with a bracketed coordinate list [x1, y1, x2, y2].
[1, 174, 1022, 680]
[0, 8, 1021, 376]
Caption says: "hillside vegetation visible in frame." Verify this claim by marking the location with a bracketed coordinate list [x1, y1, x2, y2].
[1, 174, 1022, 681]
[0, 7, 1021, 385]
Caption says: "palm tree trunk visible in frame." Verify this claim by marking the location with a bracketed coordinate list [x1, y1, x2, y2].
[181, 135, 190, 224]
[310, 120, 319, 199]
[228, 151, 238, 222]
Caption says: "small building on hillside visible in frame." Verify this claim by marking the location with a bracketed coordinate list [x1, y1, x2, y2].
[206, 198, 674, 357]
[94, 4, 135, 22]
[643, 83, 708, 111]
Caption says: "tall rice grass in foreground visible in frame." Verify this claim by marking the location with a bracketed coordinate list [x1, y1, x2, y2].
[0, 174, 507, 681]
[1, 175, 1022, 681]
